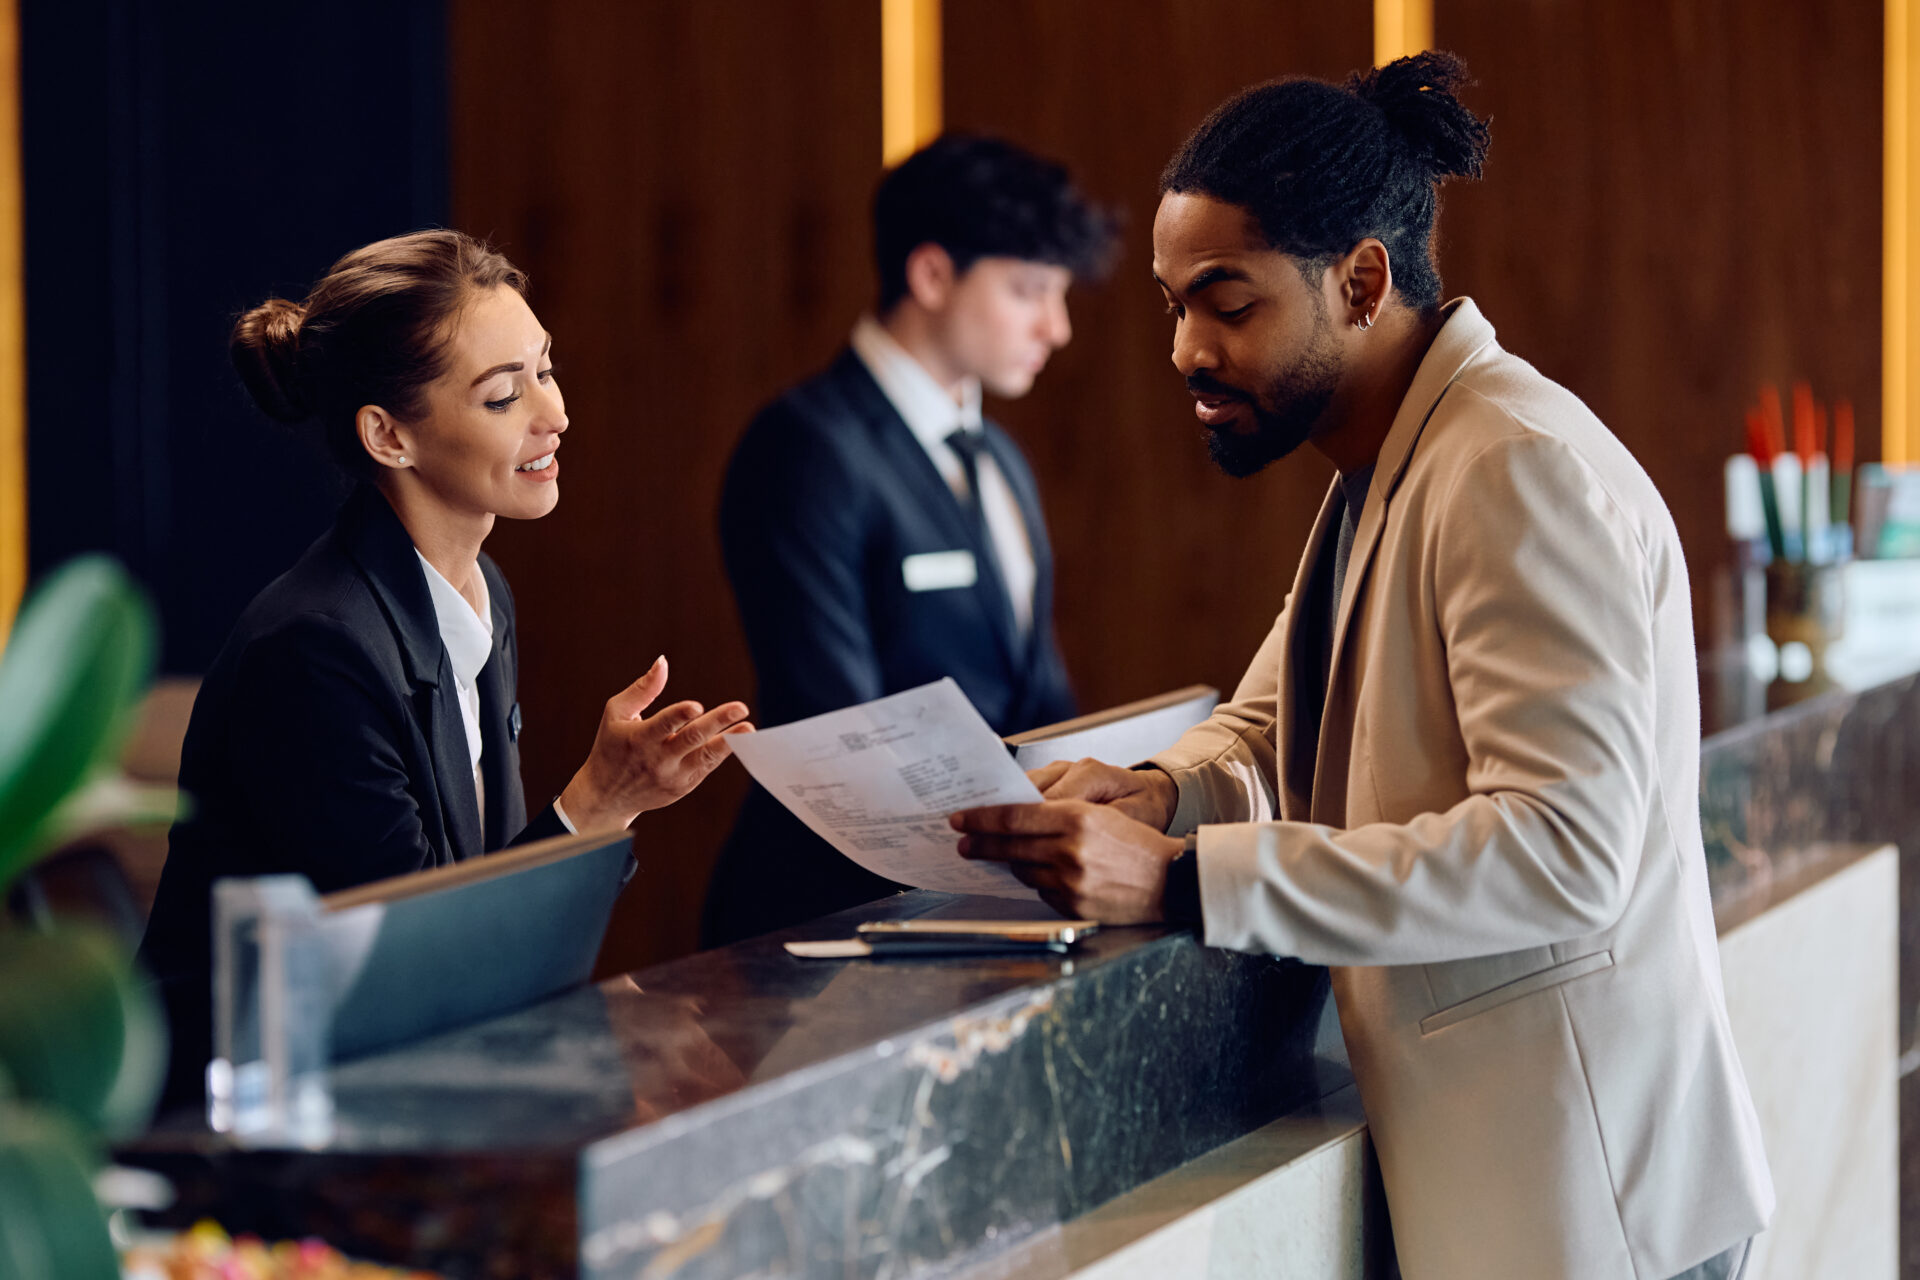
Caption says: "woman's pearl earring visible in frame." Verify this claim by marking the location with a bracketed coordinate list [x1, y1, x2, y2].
[396, 456, 408, 466]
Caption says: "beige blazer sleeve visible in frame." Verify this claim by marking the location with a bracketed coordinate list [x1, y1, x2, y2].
[1153, 600, 1287, 830]
[1152, 432, 1660, 967]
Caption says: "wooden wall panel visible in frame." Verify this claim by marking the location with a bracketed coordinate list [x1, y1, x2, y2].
[1436, 0, 1884, 634]
[449, 0, 880, 968]
[942, 2, 1374, 717]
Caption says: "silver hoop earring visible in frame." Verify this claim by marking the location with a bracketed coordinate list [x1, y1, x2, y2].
[1356, 312, 1374, 332]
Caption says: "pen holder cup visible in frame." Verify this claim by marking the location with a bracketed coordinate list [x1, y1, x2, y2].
[1763, 560, 1846, 708]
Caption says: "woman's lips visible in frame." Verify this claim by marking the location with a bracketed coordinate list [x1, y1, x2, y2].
[515, 449, 559, 480]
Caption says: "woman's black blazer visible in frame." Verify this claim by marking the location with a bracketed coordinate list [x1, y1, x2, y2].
[138, 485, 566, 1092]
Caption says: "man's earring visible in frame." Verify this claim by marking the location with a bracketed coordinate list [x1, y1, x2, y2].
[1355, 310, 1375, 332]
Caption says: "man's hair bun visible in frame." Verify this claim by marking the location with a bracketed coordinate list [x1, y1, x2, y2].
[1351, 50, 1491, 183]
[1160, 51, 1490, 313]
[230, 297, 312, 424]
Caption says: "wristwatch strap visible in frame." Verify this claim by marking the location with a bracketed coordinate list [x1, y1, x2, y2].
[1164, 830, 1203, 925]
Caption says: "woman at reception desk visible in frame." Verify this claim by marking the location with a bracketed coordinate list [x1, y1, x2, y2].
[137, 230, 753, 1099]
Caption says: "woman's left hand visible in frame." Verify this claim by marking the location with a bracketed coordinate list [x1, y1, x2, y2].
[559, 655, 753, 830]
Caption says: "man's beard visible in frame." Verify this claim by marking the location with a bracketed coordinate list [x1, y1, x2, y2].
[1196, 320, 1342, 478]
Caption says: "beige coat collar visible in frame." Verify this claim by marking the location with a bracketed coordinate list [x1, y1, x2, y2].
[1281, 297, 1499, 821]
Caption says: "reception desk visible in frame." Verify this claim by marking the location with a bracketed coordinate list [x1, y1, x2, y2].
[125, 899, 1346, 1277]
[120, 674, 1918, 1278]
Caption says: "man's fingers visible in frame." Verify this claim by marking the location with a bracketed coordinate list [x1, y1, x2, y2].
[957, 832, 1071, 867]
[1005, 858, 1066, 892]
[1046, 758, 1132, 802]
[949, 801, 1084, 837]
[1035, 886, 1082, 919]
[960, 832, 1067, 882]
[1026, 761, 1071, 793]
[609, 656, 669, 718]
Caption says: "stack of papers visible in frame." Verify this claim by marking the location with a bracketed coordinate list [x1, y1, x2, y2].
[727, 679, 1044, 901]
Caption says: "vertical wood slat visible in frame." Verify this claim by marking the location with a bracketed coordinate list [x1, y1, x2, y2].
[1374, 0, 1434, 67]
[883, 0, 942, 165]
[1890, 0, 1916, 466]
[448, 0, 882, 969]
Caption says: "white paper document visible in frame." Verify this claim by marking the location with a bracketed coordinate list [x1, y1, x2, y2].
[726, 679, 1044, 900]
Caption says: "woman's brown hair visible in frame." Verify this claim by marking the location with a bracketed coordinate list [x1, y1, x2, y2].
[230, 230, 528, 477]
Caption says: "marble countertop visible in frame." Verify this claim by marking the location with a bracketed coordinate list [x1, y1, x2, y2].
[127, 892, 1339, 1277]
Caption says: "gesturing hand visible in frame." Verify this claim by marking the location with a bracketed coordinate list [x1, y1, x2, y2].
[1025, 757, 1179, 831]
[560, 656, 754, 831]
[948, 800, 1182, 924]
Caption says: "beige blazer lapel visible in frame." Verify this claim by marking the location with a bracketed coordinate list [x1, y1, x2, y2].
[1311, 299, 1501, 822]
[1276, 481, 1343, 822]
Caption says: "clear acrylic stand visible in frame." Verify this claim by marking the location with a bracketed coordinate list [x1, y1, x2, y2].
[208, 875, 336, 1147]
[202, 830, 635, 1149]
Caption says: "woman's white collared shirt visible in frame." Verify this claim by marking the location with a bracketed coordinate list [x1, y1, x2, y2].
[415, 550, 492, 835]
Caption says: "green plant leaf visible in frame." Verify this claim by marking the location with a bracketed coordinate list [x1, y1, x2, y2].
[0, 1100, 121, 1280]
[0, 926, 166, 1140]
[0, 556, 156, 893]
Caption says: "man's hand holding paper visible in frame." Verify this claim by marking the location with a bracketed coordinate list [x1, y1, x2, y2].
[949, 798, 1181, 924]
[949, 757, 1183, 923]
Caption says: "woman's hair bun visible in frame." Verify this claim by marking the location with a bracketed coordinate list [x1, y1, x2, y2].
[230, 296, 311, 424]
[1351, 50, 1491, 183]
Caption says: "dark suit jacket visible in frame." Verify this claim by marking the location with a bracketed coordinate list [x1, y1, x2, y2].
[139, 485, 566, 1097]
[701, 349, 1075, 945]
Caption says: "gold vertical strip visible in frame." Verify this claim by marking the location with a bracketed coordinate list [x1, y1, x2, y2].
[0, 0, 22, 639]
[1890, 0, 1916, 467]
[882, 0, 942, 166]
[1374, 0, 1433, 66]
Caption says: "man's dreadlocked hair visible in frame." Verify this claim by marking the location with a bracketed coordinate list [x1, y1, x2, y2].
[1160, 51, 1491, 312]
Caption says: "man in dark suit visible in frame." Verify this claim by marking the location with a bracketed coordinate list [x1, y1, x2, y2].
[702, 135, 1118, 945]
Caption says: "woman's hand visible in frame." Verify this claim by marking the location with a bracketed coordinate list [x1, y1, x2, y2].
[559, 656, 753, 831]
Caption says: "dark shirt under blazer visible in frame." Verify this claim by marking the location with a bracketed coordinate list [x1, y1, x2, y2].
[139, 485, 566, 1093]
[701, 350, 1075, 944]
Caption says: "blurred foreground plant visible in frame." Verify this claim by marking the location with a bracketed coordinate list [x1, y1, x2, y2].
[0, 556, 175, 1279]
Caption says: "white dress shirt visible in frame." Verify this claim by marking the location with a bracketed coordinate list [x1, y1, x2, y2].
[415, 551, 493, 835]
[849, 316, 1038, 636]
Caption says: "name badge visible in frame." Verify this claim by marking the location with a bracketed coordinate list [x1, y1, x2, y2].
[902, 550, 978, 592]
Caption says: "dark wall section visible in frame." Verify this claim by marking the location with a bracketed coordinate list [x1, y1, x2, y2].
[23, 2, 449, 672]
[448, 0, 884, 969]
[1437, 1, 1882, 643]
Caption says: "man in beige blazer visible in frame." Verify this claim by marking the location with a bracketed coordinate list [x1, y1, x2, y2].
[952, 54, 1773, 1280]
